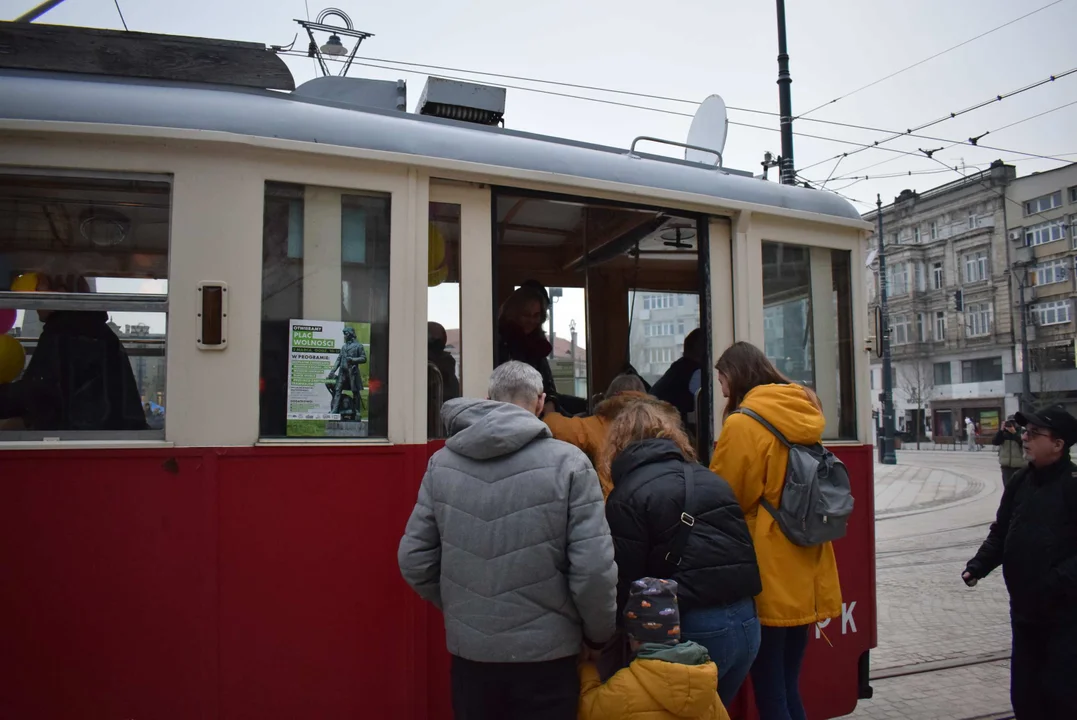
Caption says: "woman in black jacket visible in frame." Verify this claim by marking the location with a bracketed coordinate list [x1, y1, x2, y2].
[601, 394, 762, 705]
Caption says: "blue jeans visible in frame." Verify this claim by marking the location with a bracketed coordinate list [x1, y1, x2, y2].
[750, 624, 810, 720]
[681, 597, 760, 706]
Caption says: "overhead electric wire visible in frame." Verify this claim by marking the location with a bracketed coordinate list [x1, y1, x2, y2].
[333, 51, 1067, 154]
[796, 0, 1068, 119]
[817, 98, 1077, 184]
[113, 0, 128, 31]
[797, 69, 1077, 175]
[281, 51, 1074, 173]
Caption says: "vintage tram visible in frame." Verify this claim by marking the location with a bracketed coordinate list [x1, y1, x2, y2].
[0, 21, 876, 720]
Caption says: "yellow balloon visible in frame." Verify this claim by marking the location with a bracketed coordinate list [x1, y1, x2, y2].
[428, 223, 448, 288]
[0, 334, 26, 384]
[10, 272, 38, 292]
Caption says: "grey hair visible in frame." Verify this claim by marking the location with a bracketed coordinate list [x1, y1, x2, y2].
[489, 361, 544, 407]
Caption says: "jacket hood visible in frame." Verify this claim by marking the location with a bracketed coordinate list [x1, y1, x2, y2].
[630, 641, 720, 717]
[441, 397, 551, 460]
[610, 438, 686, 486]
[740, 383, 825, 445]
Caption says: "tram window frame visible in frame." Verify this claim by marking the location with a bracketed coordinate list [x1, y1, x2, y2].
[258, 181, 392, 441]
[0, 169, 171, 442]
[761, 240, 857, 441]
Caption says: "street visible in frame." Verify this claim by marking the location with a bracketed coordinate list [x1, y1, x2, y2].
[850, 450, 1013, 720]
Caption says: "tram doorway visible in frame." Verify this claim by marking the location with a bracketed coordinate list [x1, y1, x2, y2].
[490, 189, 717, 458]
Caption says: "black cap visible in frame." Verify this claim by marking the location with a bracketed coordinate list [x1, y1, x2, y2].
[1015, 405, 1077, 446]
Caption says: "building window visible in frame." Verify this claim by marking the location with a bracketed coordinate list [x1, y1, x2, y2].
[1069, 186, 1077, 204]
[934, 311, 946, 341]
[915, 262, 926, 292]
[762, 241, 857, 440]
[677, 319, 685, 335]
[1032, 258, 1069, 286]
[913, 226, 921, 243]
[917, 313, 927, 342]
[892, 314, 911, 345]
[931, 261, 944, 289]
[961, 356, 1003, 383]
[965, 302, 992, 338]
[1024, 219, 1066, 247]
[963, 250, 988, 283]
[968, 211, 976, 229]
[1032, 300, 1072, 326]
[930, 221, 938, 240]
[0, 172, 171, 440]
[933, 362, 952, 385]
[260, 182, 391, 439]
[886, 262, 908, 296]
[1025, 191, 1063, 216]
[1071, 215, 1077, 249]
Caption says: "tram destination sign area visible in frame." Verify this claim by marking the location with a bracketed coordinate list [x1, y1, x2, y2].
[286, 319, 371, 437]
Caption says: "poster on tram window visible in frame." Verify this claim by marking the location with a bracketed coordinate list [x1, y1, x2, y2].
[286, 319, 371, 438]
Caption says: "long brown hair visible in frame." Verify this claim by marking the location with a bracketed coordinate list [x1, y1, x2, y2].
[715, 341, 792, 418]
[600, 393, 697, 483]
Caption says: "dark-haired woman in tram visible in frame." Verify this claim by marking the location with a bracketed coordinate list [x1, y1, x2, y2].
[709, 341, 842, 720]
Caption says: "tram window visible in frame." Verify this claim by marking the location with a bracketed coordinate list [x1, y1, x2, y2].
[0, 172, 170, 439]
[427, 202, 462, 438]
[259, 182, 391, 439]
[628, 292, 700, 385]
[761, 241, 856, 440]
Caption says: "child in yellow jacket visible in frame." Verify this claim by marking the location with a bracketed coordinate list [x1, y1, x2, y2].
[578, 578, 731, 720]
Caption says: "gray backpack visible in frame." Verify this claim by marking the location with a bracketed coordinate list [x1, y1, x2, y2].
[735, 408, 854, 547]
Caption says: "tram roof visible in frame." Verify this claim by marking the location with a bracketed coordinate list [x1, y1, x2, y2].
[0, 69, 862, 223]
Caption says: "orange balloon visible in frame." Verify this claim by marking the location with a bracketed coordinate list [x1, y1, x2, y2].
[0, 334, 26, 384]
[10, 273, 38, 292]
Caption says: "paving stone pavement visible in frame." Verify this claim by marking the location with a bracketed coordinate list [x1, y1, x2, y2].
[846, 451, 1014, 719]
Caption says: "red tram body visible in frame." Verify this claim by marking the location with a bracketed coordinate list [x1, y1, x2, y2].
[0, 21, 875, 720]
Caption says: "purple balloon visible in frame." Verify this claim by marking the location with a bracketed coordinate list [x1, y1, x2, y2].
[0, 308, 15, 334]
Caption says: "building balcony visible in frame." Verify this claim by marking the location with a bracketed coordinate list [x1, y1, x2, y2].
[933, 380, 1007, 401]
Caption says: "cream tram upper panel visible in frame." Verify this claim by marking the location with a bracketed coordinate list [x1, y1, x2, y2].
[0, 70, 865, 225]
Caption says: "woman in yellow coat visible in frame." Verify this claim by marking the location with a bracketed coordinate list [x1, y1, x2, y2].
[708, 342, 842, 720]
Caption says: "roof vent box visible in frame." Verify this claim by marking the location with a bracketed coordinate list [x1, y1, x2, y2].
[294, 76, 406, 112]
[417, 77, 505, 126]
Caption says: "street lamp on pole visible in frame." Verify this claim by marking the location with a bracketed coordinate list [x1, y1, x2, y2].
[876, 194, 897, 465]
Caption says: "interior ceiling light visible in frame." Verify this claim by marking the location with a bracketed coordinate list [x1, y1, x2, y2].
[660, 225, 696, 248]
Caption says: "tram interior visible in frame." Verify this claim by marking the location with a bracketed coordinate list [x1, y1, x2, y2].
[427, 190, 714, 455]
[0, 173, 170, 435]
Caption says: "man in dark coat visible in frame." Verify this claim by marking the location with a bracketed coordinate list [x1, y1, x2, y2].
[963, 405, 1077, 719]
[427, 321, 460, 402]
[650, 328, 704, 428]
[0, 274, 147, 432]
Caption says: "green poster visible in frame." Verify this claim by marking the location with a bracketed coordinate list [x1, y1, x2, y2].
[286, 319, 371, 437]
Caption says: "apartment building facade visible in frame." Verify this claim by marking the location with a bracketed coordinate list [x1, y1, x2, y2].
[865, 161, 1018, 441]
[1005, 163, 1077, 416]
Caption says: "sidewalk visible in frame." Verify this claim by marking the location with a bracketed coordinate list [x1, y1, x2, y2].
[873, 454, 990, 518]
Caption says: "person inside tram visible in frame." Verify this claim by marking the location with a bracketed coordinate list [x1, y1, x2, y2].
[427, 321, 460, 402]
[0, 273, 147, 432]
[543, 373, 645, 498]
[601, 394, 761, 706]
[650, 328, 705, 428]
[708, 341, 841, 720]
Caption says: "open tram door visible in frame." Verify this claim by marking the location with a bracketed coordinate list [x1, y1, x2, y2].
[488, 188, 725, 460]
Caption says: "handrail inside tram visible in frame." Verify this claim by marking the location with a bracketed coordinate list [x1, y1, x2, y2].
[0, 290, 168, 313]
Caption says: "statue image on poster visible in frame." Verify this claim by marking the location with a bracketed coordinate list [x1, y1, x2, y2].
[286, 319, 371, 437]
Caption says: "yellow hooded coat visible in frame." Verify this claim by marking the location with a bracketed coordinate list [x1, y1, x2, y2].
[708, 383, 842, 627]
[578, 643, 731, 720]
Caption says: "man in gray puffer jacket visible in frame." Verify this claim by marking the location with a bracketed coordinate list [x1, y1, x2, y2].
[398, 361, 617, 720]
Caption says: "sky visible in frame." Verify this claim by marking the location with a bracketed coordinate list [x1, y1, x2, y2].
[6, 0, 1076, 344]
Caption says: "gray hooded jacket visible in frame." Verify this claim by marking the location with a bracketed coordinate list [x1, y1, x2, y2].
[398, 397, 618, 663]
